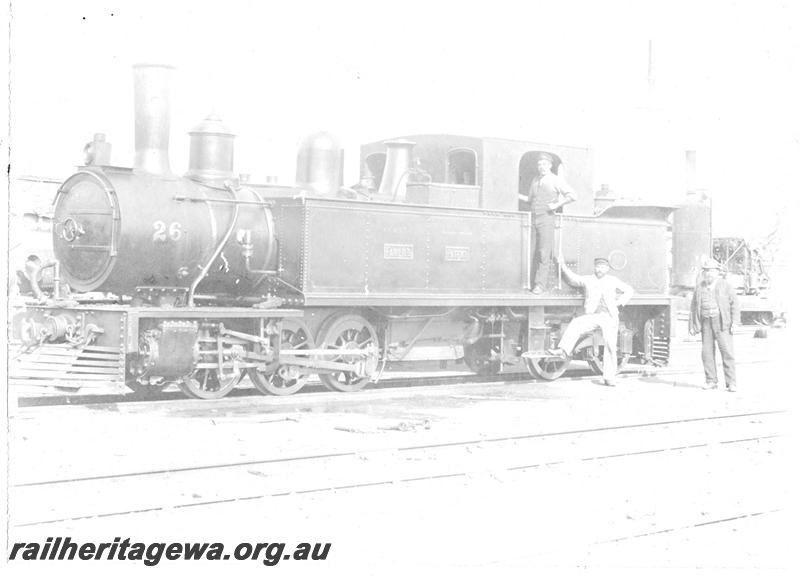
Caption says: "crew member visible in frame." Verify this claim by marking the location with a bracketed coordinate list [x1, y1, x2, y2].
[689, 259, 739, 391]
[524, 152, 576, 294]
[15, 255, 42, 297]
[549, 255, 634, 386]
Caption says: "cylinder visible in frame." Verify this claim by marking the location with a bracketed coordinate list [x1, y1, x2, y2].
[186, 113, 236, 181]
[295, 132, 343, 195]
[133, 64, 173, 175]
[377, 140, 415, 201]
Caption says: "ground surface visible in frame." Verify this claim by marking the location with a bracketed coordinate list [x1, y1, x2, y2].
[5, 327, 793, 575]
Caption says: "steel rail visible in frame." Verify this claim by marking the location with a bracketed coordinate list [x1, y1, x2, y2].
[14, 357, 776, 408]
[593, 508, 784, 545]
[13, 409, 783, 488]
[12, 430, 781, 528]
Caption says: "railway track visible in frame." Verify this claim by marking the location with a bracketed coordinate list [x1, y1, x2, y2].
[595, 508, 784, 545]
[14, 356, 777, 408]
[11, 409, 784, 528]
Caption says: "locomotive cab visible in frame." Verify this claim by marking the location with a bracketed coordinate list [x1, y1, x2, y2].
[360, 134, 595, 213]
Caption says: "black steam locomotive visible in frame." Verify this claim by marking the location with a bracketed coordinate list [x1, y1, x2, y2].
[11, 65, 676, 399]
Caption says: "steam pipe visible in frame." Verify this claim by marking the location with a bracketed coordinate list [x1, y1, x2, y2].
[187, 181, 241, 306]
[24, 259, 61, 300]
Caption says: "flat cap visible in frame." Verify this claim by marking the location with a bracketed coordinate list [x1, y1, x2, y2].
[594, 257, 610, 265]
[537, 152, 555, 163]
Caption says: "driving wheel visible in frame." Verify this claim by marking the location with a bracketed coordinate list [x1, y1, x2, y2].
[587, 350, 630, 376]
[316, 314, 379, 392]
[249, 319, 313, 396]
[525, 355, 570, 380]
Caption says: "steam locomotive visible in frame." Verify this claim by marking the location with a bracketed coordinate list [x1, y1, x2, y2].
[11, 65, 678, 399]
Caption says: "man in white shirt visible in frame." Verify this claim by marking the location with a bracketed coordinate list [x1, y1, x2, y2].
[549, 255, 634, 385]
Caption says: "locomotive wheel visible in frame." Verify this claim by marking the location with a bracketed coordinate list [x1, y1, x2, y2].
[317, 314, 379, 392]
[587, 351, 630, 376]
[179, 369, 241, 400]
[525, 356, 570, 381]
[463, 338, 502, 376]
[248, 319, 313, 396]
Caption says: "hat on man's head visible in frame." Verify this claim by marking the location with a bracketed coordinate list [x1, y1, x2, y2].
[701, 258, 720, 270]
[594, 257, 610, 266]
[537, 152, 555, 164]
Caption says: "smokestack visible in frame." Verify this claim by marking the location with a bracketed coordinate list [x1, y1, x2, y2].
[685, 150, 697, 194]
[133, 64, 173, 175]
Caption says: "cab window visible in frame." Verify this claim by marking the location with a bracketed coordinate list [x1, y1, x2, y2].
[446, 149, 477, 185]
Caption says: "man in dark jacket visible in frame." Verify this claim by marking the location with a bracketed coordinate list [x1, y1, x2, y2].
[522, 152, 577, 294]
[690, 259, 740, 391]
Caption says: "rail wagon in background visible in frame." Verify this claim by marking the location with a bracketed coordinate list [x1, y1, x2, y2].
[9, 65, 679, 399]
